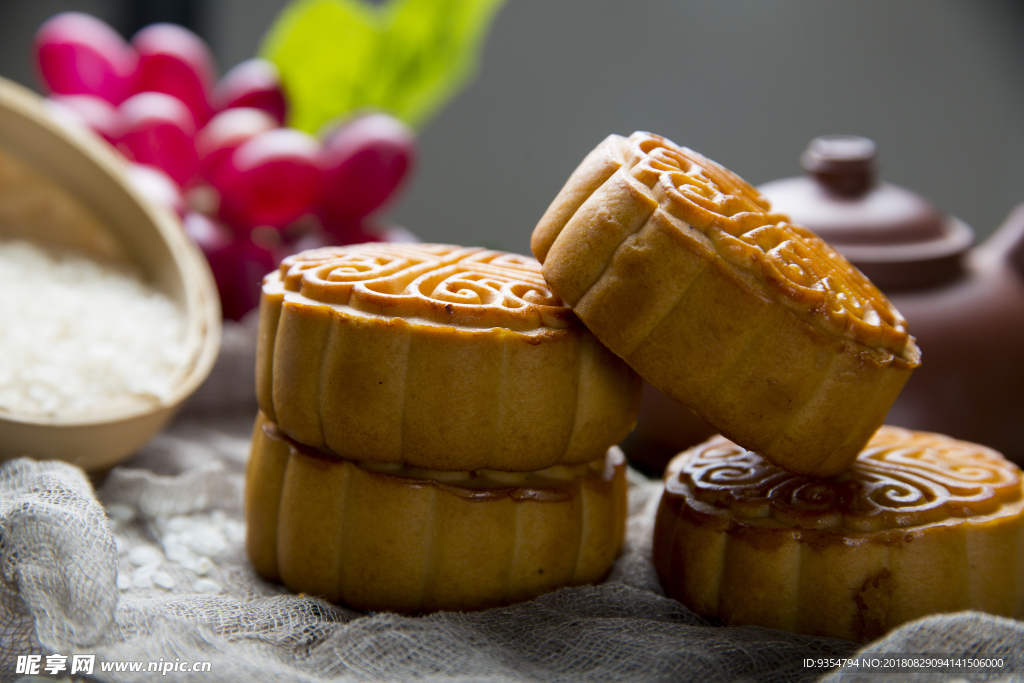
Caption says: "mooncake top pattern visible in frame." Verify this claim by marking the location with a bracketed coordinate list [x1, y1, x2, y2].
[667, 427, 1023, 533]
[271, 243, 578, 332]
[621, 132, 916, 361]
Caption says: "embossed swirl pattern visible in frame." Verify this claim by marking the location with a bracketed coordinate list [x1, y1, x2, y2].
[674, 427, 1022, 531]
[276, 243, 575, 331]
[623, 133, 914, 359]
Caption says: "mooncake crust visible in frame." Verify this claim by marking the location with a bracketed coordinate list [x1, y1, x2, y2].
[256, 243, 641, 471]
[532, 132, 921, 477]
[245, 412, 628, 614]
[652, 427, 1024, 642]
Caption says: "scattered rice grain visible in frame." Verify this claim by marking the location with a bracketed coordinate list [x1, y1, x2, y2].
[151, 570, 176, 590]
[192, 579, 222, 594]
[127, 544, 163, 567]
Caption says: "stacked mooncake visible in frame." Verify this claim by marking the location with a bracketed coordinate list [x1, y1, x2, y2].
[529, 131, 1024, 641]
[245, 243, 641, 613]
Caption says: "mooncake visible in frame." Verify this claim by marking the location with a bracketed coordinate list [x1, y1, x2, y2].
[653, 427, 1024, 642]
[245, 412, 628, 613]
[256, 243, 641, 471]
[531, 132, 920, 476]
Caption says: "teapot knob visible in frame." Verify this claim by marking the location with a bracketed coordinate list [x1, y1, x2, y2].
[801, 135, 876, 197]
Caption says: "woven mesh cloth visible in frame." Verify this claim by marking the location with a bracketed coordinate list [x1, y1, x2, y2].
[2, 319, 1023, 683]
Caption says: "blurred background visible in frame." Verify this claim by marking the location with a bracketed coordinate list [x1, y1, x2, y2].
[2, 0, 1023, 255]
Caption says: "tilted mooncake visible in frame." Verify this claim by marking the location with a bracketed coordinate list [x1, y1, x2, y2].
[531, 132, 920, 476]
[245, 412, 627, 613]
[653, 427, 1024, 642]
[257, 243, 641, 472]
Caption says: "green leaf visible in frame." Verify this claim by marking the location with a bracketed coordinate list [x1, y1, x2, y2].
[260, 0, 506, 134]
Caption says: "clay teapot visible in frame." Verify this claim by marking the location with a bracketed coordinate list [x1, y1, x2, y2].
[758, 135, 1024, 465]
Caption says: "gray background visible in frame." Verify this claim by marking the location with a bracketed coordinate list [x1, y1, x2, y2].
[2, 0, 1023, 256]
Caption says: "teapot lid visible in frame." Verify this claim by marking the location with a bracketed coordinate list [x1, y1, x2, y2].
[759, 135, 973, 290]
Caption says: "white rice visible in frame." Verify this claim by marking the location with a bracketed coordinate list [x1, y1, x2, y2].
[0, 239, 186, 416]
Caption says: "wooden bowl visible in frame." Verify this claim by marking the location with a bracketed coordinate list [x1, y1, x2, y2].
[0, 77, 221, 472]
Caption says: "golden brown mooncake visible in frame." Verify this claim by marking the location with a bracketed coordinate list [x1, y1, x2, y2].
[245, 412, 628, 613]
[256, 243, 641, 472]
[653, 427, 1024, 642]
[531, 132, 921, 477]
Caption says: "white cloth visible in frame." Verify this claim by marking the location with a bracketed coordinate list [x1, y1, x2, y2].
[2, 320, 1022, 683]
